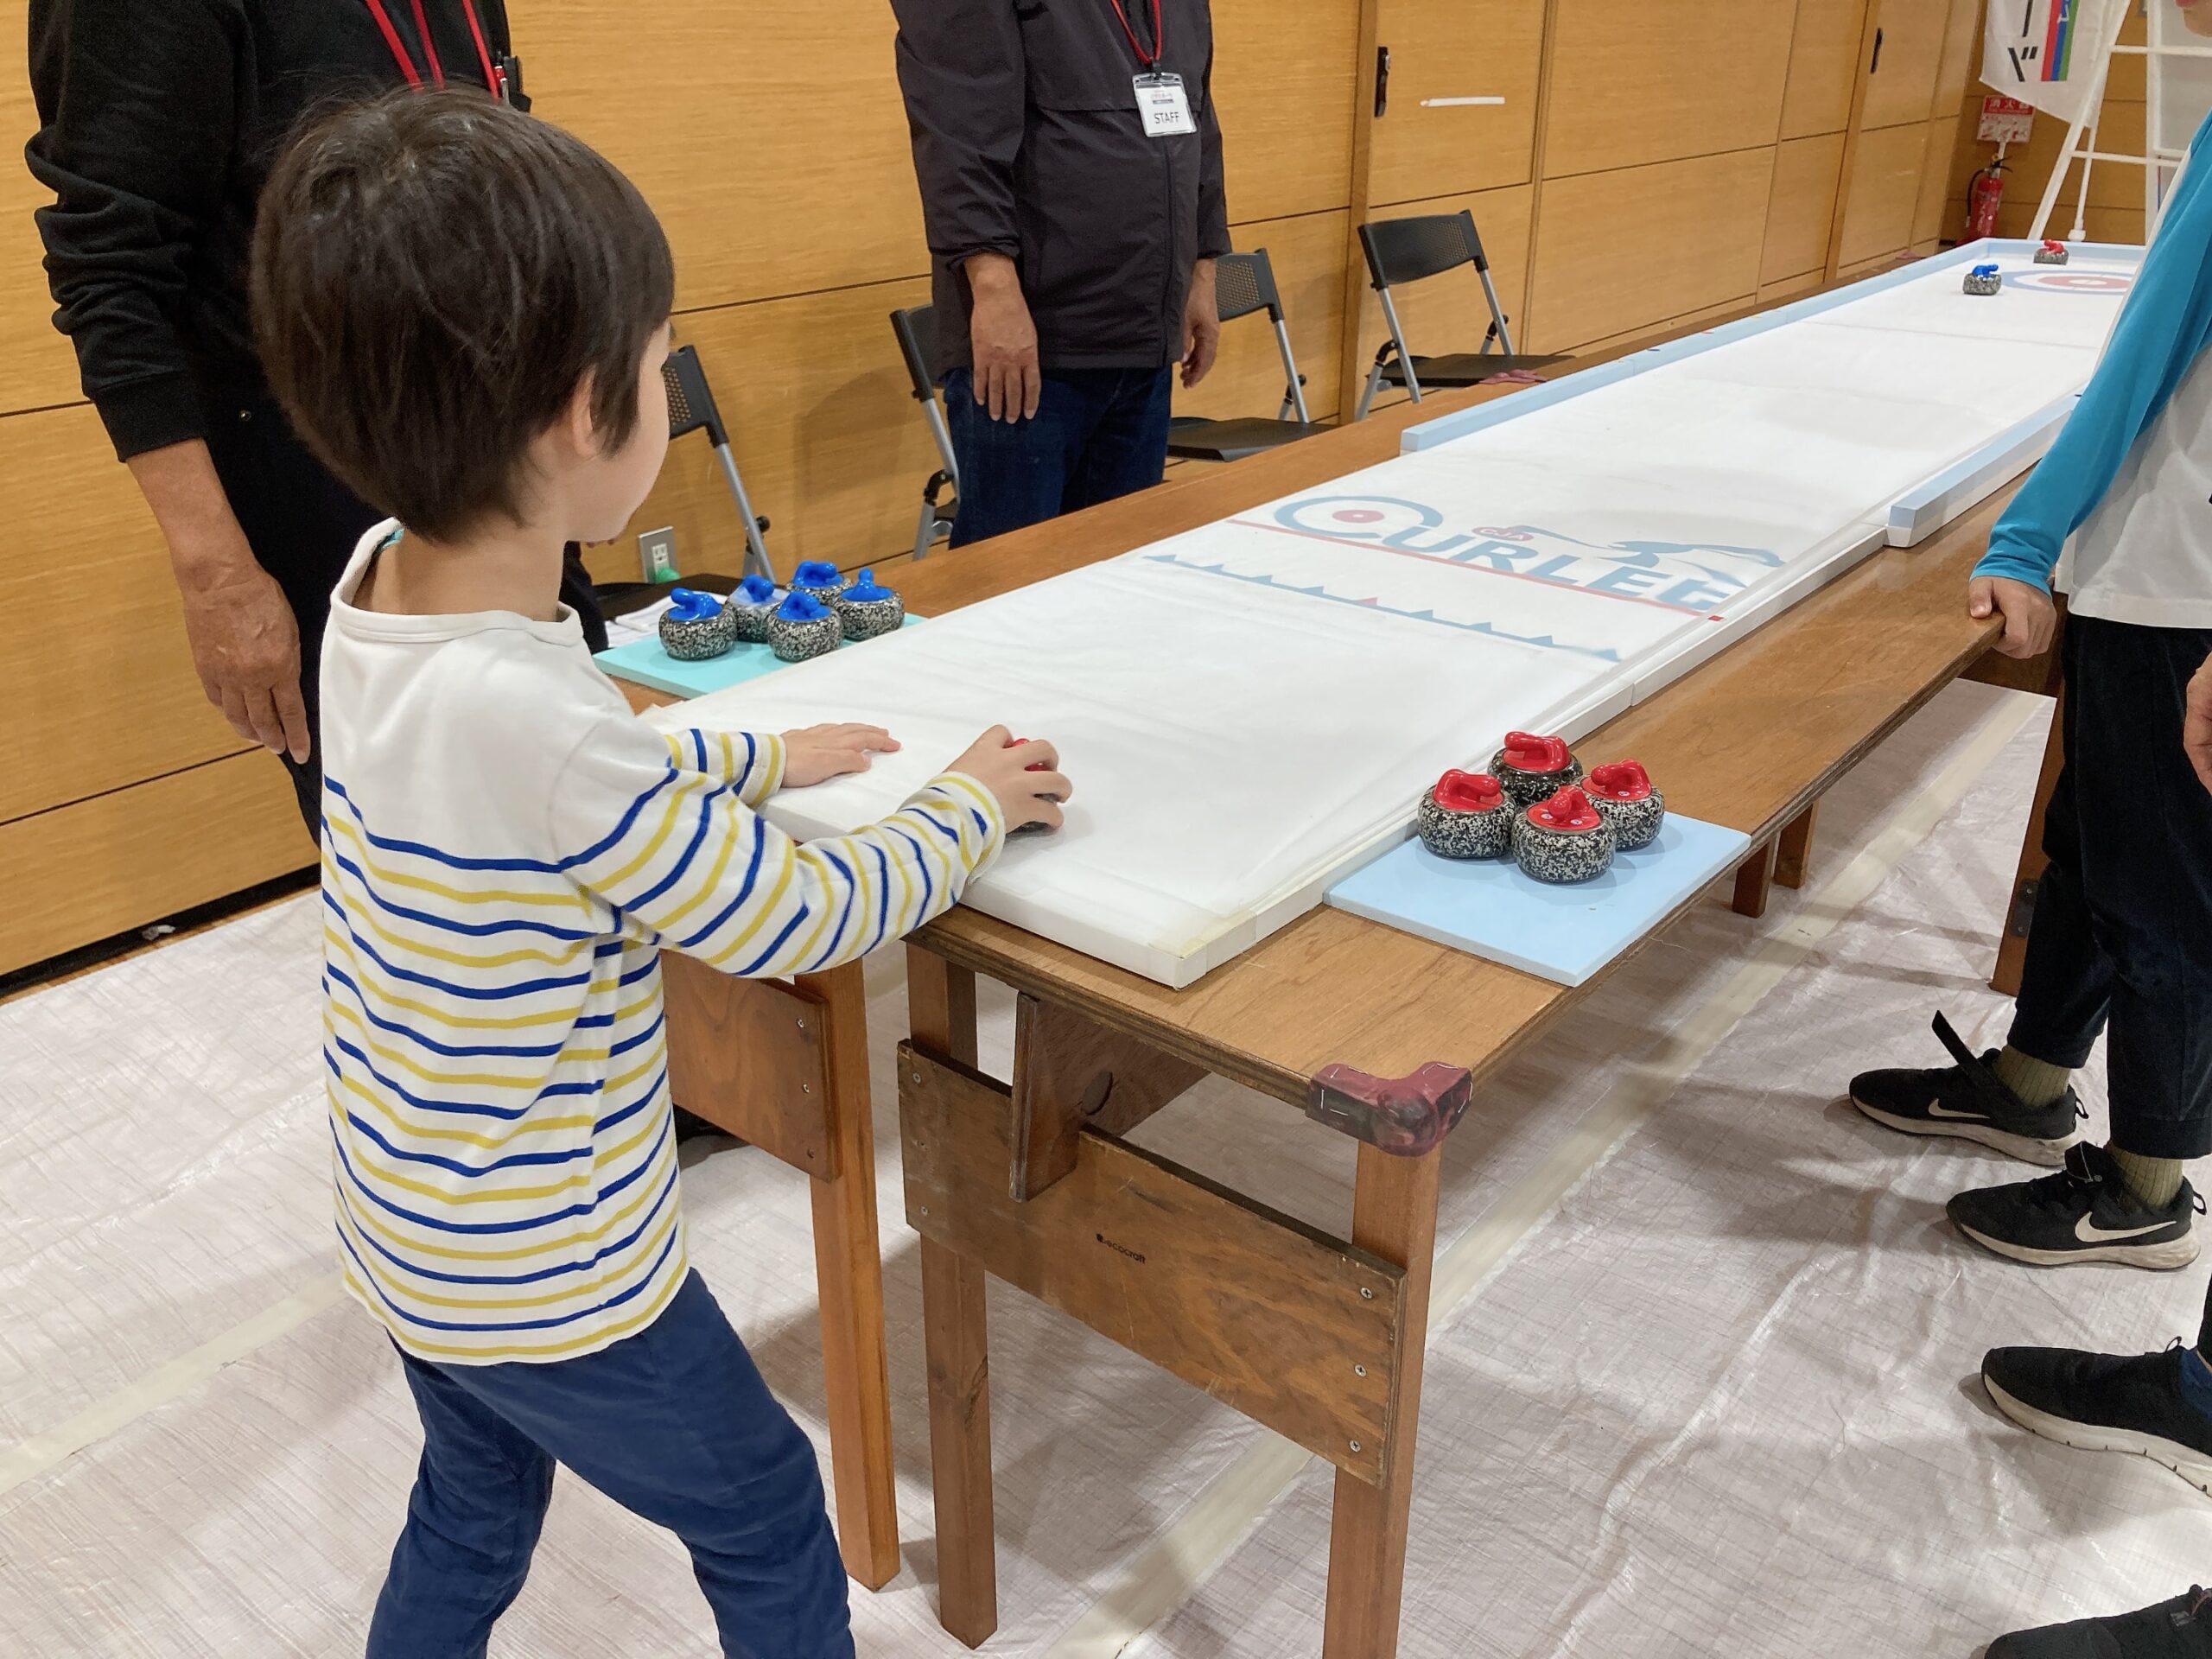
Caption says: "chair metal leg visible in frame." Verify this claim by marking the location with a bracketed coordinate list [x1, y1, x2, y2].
[1376, 289, 1424, 404]
[1476, 264, 1519, 359]
[715, 440, 775, 582]
[914, 497, 938, 563]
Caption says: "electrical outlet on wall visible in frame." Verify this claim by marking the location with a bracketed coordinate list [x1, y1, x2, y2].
[639, 526, 678, 582]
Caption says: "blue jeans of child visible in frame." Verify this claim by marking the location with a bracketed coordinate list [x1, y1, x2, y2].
[365, 1271, 851, 1659]
[944, 365, 1173, 547]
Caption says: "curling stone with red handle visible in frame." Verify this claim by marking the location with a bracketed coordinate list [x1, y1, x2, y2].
[1586, 759, 1665, 850]
[1489, 731, 1584, 807]
[1513, 784, 1617, 884]
[1416, 770, 1515, 860]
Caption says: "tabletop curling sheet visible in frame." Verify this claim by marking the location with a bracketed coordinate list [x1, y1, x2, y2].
[652, 241, 2139, 988]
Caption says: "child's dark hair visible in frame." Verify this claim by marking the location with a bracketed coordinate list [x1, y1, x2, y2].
[251, 89, 674, 541]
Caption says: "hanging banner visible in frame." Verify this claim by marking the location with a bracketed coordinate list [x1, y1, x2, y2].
[1982, 0, 2126, 125]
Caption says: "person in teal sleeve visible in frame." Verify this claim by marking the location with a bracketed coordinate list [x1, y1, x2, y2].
[1851, 8, 2212, 1650]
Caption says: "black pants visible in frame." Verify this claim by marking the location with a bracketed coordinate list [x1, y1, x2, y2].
[202, 391, 606, 835]
[2008, 614, 2212, 1160]
[942, 366, 1173, 547]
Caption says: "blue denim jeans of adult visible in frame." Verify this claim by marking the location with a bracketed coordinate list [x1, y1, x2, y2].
[944, 365, 1173, 547]
[365, 1270, 851, 1659]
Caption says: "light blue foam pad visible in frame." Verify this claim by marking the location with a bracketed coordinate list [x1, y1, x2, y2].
[1325, 810, 1754, 987]
[594, 613, 924, 700]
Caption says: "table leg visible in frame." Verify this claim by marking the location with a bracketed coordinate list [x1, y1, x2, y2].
[1731, 838, 1777, 919]
[1772, 800, 1819, 890]
[1993, 699, 2065, 998]
[907, 944, 996, 1644]
[1321, 1141, 1442, 1659]
[798, 963, 899, 1589]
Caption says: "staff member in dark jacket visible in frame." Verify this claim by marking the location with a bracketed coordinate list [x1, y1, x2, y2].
[26, 0, 604, 833]
[893, 0, 1230, 546]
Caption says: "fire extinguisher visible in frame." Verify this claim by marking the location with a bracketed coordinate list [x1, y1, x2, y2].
[1967, 156, 2008, 239]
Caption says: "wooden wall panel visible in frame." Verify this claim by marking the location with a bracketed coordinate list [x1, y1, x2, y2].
[1834, 119, 1929, 269]
[1173, 212, 1350, 425]
[1365, 0, 1544, 207]
[1763, 132, 1847, 284]
[528, 1, 925, 313]
[1, 0, 91, 416]
[1783, 0, 1873, 140]
[0, 404, 250, 823]
[1859, 0, 1948, 130]
[1529, 149, 1776, 351]
[1541, 0, 1795, 176]
[1935, 0, 1981, 108]
[1913, 115, 1961, 247]
[1211, 0, 1363, 221]
[0, 750, 308, 978]
[1351, 185, 1533, 415]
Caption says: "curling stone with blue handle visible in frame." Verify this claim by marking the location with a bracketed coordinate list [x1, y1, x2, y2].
[658, 587, 736, 661]
[1586, 759, 1665, 850]
[834, 567, 905, 641]
[766, 591, 842, 663]
[791, 560, 847, 604]
[1963, 262, 2001, 296]
[726, 573, 779, 642]
[1416, 770, 1515, 860]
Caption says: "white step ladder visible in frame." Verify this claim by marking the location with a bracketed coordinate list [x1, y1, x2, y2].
[2030, 2, 2212, 241]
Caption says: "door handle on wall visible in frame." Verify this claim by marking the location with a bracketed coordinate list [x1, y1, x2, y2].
[1870, 25, 1884, 75]
[1376, 45, 1390, 118]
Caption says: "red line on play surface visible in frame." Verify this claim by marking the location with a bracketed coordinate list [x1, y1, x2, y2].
[1223, 518, 1719, 616]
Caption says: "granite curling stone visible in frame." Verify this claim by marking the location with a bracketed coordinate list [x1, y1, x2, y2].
[726, 574, 780, 642]
[1514, 784, 1616, 885]
[766, 591, 843, 663]
[1963, 262, 2002, 296]
[1489, 731, 1584, 808]
[791, 560, 847, 604]
[834, 567, 905, 641]
[2034, 238, 2069, 265]
[658, 587, 736, 661]
[1417, 770, 1515, 860]
[1586, 759, 1665, 850]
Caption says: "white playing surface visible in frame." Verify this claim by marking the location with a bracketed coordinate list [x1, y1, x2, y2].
[654, 247, 2139, 986]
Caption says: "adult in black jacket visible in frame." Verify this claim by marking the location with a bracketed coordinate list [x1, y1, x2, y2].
[25, 0, 604, 832]
[893, 0, 1230, 547]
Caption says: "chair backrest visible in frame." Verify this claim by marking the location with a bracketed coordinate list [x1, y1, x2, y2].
[1358, 211, 1489, 291]
[889, 304, 942, 402]
[662, 344, 727, 447]
[1212, 249, 1284, 325]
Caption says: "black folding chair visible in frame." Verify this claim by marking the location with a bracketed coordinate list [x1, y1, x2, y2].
[662, 344, 774, 581]
[1354, 210, 1570, 420]
[889, 305, 959, 561]
[1165, 248, 1321, 463]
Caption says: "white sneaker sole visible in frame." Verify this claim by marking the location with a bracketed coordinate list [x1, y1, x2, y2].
[1984, 1375, 2212, 1497]
[1955, 1219, 2201, 1270]
[1850, 1096, 2079, 1167]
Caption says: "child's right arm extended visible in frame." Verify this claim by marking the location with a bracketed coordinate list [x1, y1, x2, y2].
[548, 714, 1070, 978]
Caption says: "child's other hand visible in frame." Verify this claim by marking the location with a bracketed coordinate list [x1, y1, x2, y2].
[1968, 575, 2056, 659]
[781, 724, 899, 788]
[2186, 651, 2212, 797]
[949, 726, 1073, 835]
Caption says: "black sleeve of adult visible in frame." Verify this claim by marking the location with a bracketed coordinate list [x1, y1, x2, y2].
[24, 0, 241, 459]
[889, 0, 1025, 269]
[1196, 38, 1230, 259]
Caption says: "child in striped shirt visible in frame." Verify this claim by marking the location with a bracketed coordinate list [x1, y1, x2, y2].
[250, 90, 1071, 1659]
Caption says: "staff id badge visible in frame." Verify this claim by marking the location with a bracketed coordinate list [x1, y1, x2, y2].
[1135, 73, 1196, 137]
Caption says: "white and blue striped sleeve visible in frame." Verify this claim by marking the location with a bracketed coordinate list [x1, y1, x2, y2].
[548, 712, 1004, 976]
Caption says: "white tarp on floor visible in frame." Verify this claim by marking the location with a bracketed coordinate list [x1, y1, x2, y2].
[10, 681, 2212, 1656]
[659, 248, 2137, 987]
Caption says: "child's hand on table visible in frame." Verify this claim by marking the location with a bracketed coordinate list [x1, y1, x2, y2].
[1968, 575, 2057, 659]
[780, 723, 900, 788]
[950, 726, 1073, 835]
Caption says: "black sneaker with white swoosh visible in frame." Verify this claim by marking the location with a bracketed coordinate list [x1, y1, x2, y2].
[1982, 1341, 2212, 1499]
[1988, 1585, 2212, 1657]
[1949, 1142, 2202, 1269]
[1850, 1012, 2083, 1166]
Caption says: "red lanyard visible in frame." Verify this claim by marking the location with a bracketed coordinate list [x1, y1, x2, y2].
[362, 0, 504, 100]
[1109, 0, 1165, 68]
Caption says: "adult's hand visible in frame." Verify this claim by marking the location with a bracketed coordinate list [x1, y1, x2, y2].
[2186, 651, 2212, 795]
[127, 439, 311, 763]
[1967, 574, 2057, 660]
[1181, 257, 1220, 389]
[964, 251, 1039, 423]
